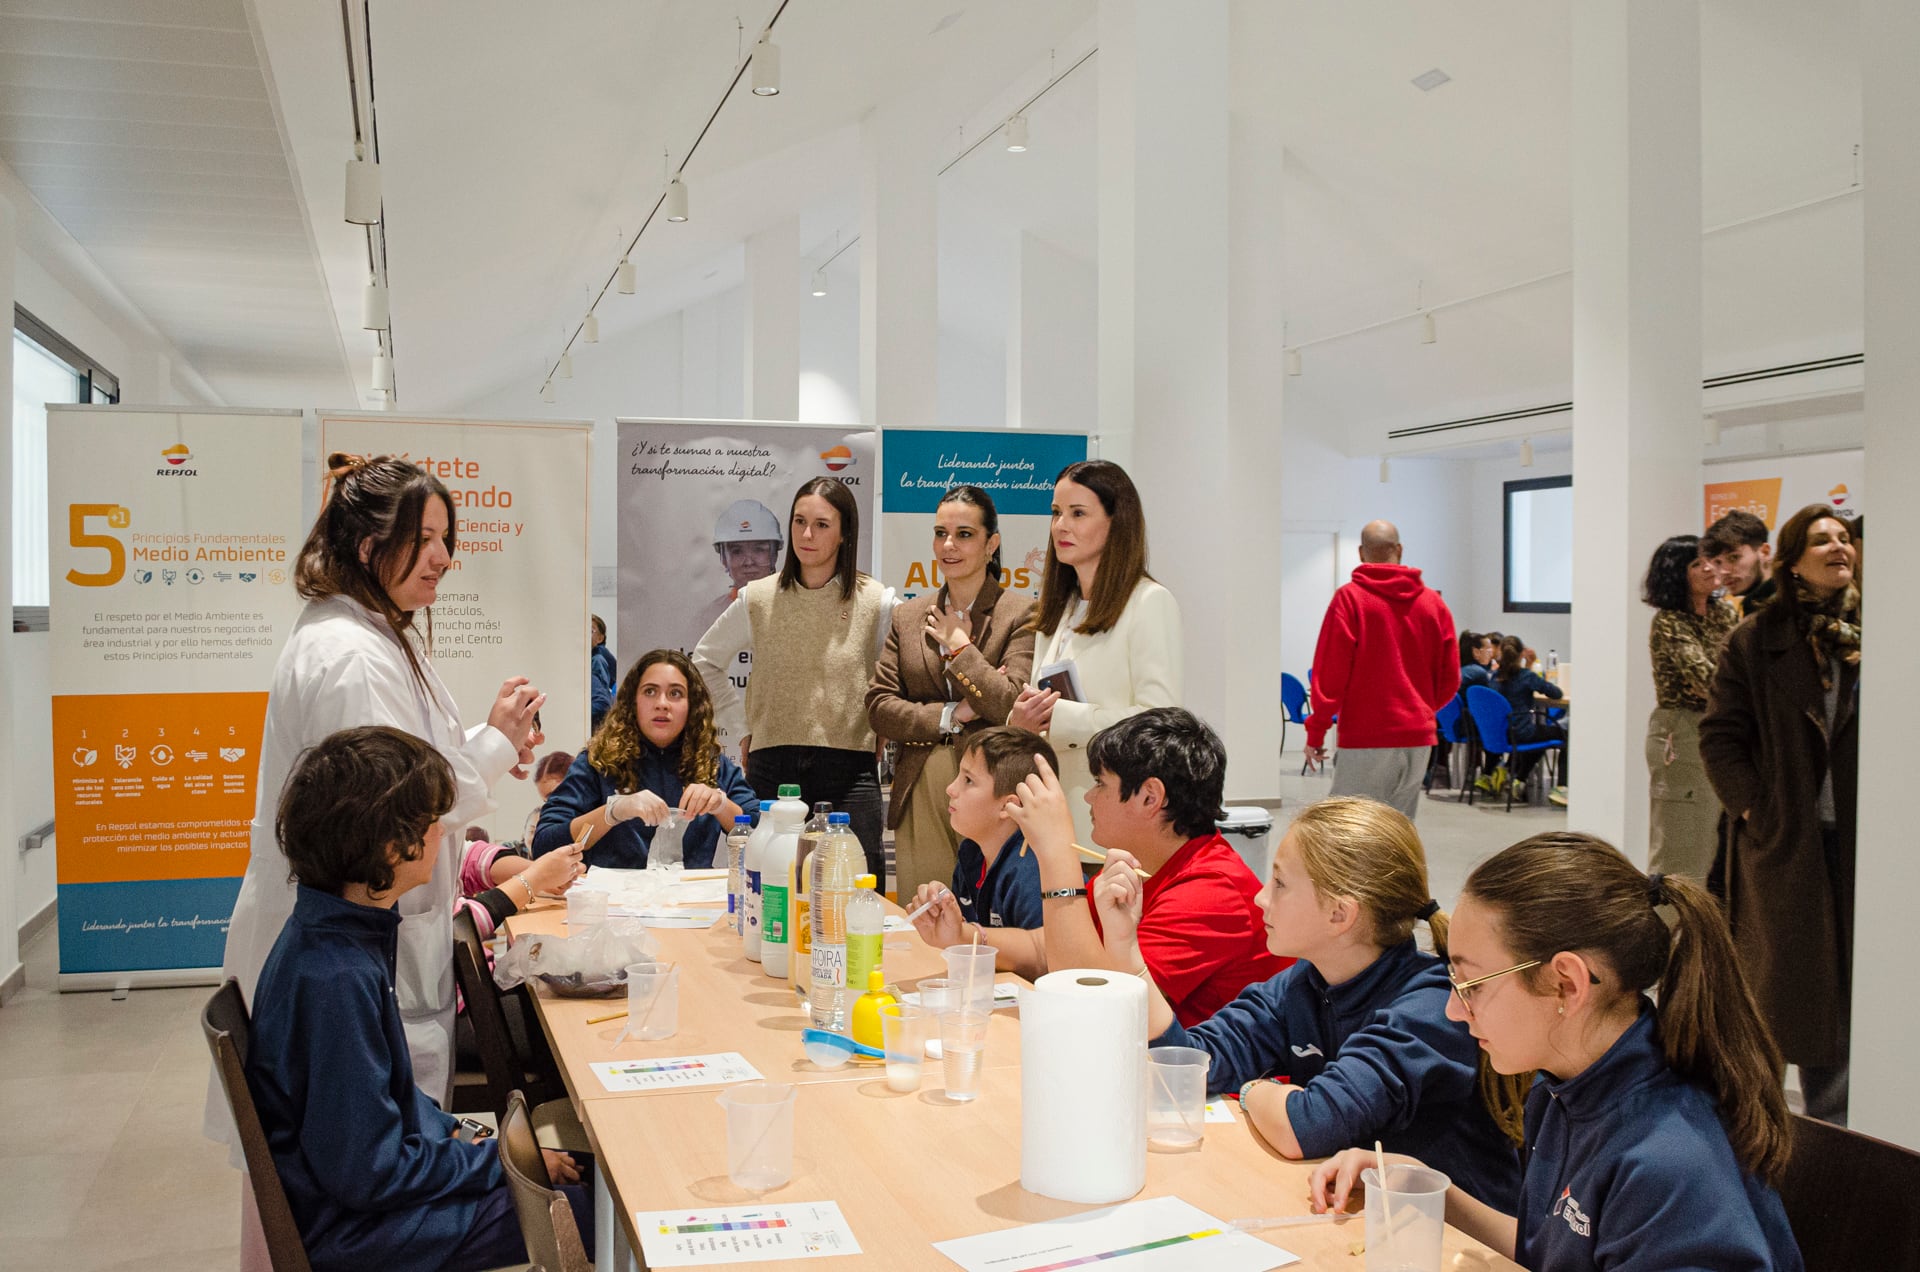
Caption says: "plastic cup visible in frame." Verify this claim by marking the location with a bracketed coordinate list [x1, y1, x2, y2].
[1362, 1164, 1450, 1272]
[716, 1082, 797, 1191]
[567, 889, 608, 930]
[880, 1003, 927, 1092]
[1146, 1045, 1210, 1147]
[944, 945, 998, 1015]
[916, 977, 960, 1057]
[940, 1009, 989, 1102]
[625, 962, 678, 1040]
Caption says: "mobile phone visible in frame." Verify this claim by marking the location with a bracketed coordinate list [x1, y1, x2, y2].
[454, 1116, 496, 1143]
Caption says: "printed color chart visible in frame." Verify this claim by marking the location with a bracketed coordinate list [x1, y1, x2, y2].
[590, 1052, 762, 1093]
[636, 1202, 859, 1267]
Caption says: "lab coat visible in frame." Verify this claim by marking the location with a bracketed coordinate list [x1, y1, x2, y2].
[204, 595, 516, 1150]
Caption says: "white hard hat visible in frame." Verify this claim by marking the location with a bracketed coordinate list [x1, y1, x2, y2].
[713, 499, 783, 546]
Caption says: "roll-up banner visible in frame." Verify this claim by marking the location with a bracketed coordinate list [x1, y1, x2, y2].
[1703, 450, 1863, 530]
[317, 414, 593, 847]
[47, 407, 306, 988]
[614, 419, 877, 750]
[878, 429, 1088, 601]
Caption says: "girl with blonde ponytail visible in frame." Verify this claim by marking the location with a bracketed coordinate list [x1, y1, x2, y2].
[1092, 796, 1523, 1206]
[1309, 833, 1801, 1271]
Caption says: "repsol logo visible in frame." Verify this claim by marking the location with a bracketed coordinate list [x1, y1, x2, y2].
[155, 467, 198, 477]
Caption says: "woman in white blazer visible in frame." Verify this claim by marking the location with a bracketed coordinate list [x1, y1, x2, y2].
[1009, 460, 1182, 845]
[207, 456, 545, 1152]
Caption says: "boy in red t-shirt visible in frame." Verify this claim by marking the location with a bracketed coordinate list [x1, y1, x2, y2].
[1007, 707, 1288, 1025]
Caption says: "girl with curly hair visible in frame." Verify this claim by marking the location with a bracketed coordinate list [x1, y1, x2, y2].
[532, 649, 757, 869]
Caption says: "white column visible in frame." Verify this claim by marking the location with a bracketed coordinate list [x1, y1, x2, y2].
[743, 217, 799, 420]
[1005, 231, 1096, 433]
[1097, 0, 1238, 778]
[1852, 0, 1920, 1150]
[0, 192, 20, 994]
[1566, 0, 1702, 860]
[859, 101, 938, 427]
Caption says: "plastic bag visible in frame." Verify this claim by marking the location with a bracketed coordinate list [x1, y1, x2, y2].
[492, 918, 659, 998]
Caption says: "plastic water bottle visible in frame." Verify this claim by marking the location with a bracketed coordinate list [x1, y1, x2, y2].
[725, 816, 752, 934]
[742, 786, 802, 961]
[759, 789, 808, 979]
[808, 813, 862, 1031]
[845, 873, 885, 1000]
[790, 802, 833, 999]
[1545, 648, 1560, 683]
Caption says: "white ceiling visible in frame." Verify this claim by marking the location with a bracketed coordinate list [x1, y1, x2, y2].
[0, 0, 350, 405]
[0, 0, 1870, 444]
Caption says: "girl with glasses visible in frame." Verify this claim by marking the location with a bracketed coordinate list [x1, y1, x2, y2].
[1309, 833, 1801, 1272]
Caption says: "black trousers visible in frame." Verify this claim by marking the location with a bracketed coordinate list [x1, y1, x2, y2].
[748, 745, 886, 884]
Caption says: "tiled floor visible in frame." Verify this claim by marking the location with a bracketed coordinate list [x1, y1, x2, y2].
[0, 744, 1564, 1269]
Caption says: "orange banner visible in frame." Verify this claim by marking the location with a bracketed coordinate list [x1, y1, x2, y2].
[52, 691, 267, 885]
[1703, 478, 1783, 531]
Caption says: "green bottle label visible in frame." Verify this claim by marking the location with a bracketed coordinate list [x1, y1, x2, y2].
[763, 883, 788, 944]
[846, 931, 883, 992]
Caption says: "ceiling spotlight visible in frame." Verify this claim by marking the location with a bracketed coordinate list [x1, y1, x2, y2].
[556, 351, 573, 380]
[1520, 437, 1534, 467]
[1419, 312, 1436, 344]
[665, 177, 689, 222]
[617, 256, 636, 294]
[1412, 67, 1452, 92]
[811, 269, 828, 297]
[582, 312, 599, 344]
[371, 351, 394, 393]
[361, 275, 388, 331]
[751, 32, 781, 96]
[345, 141, 381, 225]
[540, 382, 555, 404]
[1005, 114, 1029, 152]
[1379, 457, 1391, 484]
[1285, 348, 1302, 377]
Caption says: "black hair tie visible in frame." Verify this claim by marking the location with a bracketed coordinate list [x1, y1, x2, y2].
[1646, 872, 1668, 907]
[1416, 899, 1441, 921]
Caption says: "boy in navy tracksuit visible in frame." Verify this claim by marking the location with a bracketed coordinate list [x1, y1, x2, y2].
[245, 725, 594, 1272]
[907, 727, 1053, 980]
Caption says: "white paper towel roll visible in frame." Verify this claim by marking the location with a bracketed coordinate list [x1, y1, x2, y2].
[1019, 968, 1148, 1203]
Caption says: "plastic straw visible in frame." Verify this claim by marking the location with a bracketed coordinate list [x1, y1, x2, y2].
[1228, 1214, 1344, 1232]
[1374, 1140, 1394, 1261]
[901, 885, 951, 926]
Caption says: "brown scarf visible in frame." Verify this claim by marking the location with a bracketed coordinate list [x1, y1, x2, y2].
[1792, 576, 1861, 689]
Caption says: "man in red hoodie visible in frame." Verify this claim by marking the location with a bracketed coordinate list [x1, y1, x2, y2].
[1302, 521, 1459, 820]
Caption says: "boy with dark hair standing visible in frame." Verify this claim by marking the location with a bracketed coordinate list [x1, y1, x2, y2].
[907, 727, 1056, 979]
[1008, 707, 1289, 1026]
[1702, 509, 1776, 614]
[246, 725, 592, 1272]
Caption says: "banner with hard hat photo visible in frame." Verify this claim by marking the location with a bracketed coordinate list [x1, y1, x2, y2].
[46, 407, 306, 987]
[614, 419, 877, 748]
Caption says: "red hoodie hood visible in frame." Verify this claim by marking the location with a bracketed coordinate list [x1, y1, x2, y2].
[1349, 562, 1429, 603]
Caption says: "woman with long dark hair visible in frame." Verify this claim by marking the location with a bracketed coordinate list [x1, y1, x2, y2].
[1642, 534, 1738, 881]
[1009, 460, 1181, 845]
[695, 477, 895, 878]
[1701, 504, 1859, 1125]
[866, 485, 1035, 898]
[534, 649, 755, 869]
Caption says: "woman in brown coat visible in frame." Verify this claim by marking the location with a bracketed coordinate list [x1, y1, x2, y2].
[867, 486, 1036, 899]
[1700, 503, 1860, 1125]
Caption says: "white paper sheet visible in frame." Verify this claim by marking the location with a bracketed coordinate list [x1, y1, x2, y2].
[932, 1196, 1296, 1272]
[636, 1201, 861, 1266]
[590, 1051, 764, 1093]
[1205, 1099, 1238, 1123]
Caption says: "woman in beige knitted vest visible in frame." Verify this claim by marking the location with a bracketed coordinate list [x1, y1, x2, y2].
[695, 477, 895, 880]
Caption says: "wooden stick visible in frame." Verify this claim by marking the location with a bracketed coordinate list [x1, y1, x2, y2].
[586, 1008, 627, 1025]
[1074, 842, 1152, 878]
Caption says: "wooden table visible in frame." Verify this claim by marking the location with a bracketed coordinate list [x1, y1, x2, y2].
[505, 903, 1522, 1272]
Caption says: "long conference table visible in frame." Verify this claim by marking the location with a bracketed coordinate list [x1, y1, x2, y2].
[504, 897, 1522, 1272]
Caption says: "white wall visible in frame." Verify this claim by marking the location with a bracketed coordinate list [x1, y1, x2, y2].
[939, 327, 1007, 429]
[1467, 449, 1575, 659]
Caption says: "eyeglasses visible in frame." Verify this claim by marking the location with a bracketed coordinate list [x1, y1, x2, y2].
[1447, 959, 1541, 1008]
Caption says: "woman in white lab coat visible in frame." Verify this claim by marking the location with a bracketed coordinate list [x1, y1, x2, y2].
[207, 454, 544, 1146]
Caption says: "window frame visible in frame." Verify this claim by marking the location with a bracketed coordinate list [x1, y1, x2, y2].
[15, 304, 119, 404]
[1502, 474, 1574, 615]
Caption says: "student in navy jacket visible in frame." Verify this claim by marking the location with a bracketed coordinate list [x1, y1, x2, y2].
[1311, 833, 1802, 1271]
[534, 648, 757, 869]
[246, 725, 593, 1272]
[907, 727, 1055, 980]
[1094, 797, 1525, 1208]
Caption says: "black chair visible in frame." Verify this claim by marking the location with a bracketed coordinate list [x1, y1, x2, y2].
[452, 909, 589, 1153]
[500, 1091, 593, 1272]
[1779, 1113, 1920, 1272]
[202, 980, 314, 1272]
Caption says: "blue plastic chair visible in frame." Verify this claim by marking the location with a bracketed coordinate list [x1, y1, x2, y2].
[1428, 696, 1474, 799]
[1280, 673, 1309, 761]
[1464, 685, 1560, 811]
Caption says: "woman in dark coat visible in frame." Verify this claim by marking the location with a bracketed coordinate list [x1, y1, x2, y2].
[866, 486, 1035, 900]
[1699, 503, 1860, 1125]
